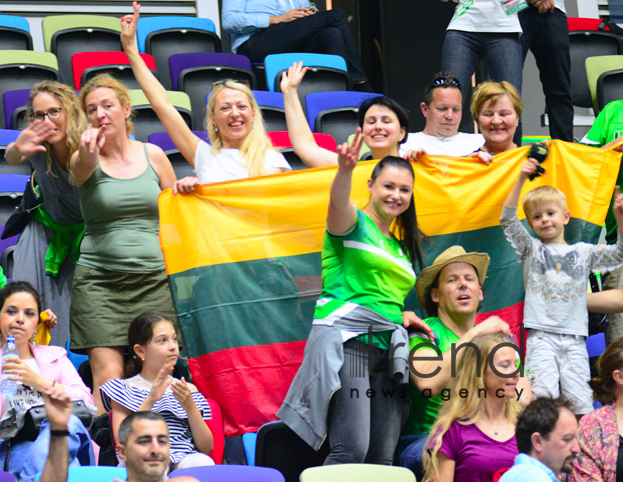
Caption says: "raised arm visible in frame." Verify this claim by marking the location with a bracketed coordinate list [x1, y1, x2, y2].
[587, 289, 623, 314]
[504, 158, 539, 210]
[171, 379, 213, 456]
[282, 62, 339, 168]
[5, 120, 54, 165]
[327, 135, 363, 234]
[121, 2, 199, 167]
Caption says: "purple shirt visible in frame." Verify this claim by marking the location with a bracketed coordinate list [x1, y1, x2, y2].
[439, 420, 518, 482]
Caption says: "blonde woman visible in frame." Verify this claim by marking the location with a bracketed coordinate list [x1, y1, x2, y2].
[69, 73, 177, 414]
[5, 81, 87, 345]
[120, 1, 290, 194]
[423, 334, 523, 482]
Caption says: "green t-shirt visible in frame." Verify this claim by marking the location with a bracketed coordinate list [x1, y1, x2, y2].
[405, 316, 460, 436]
[313, 210, 416, 350]
[581, 100, 623, 244]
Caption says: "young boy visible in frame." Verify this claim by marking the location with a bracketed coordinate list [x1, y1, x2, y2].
[501, 158, 623, 414]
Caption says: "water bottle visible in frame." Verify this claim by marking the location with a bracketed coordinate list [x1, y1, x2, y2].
[1, 336, 18, 396]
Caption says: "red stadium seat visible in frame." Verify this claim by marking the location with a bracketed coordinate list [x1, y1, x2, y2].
[205, 398, 225, 464]
[71, 51, 156, 90]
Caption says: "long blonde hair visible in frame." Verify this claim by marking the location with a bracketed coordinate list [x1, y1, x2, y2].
[25, 81, 87, 174]
[423, 334, 522, 480]
[206, 81, 276, 178]
[79, 73, 134, 135]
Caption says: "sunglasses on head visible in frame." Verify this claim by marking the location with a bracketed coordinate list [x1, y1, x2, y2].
[211, 79, 251, 91]
[428, 76, 461, 91]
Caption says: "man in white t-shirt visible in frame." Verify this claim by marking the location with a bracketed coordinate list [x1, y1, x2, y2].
[402, 73, 484, 157]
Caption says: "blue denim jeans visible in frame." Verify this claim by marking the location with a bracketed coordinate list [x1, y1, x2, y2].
[0, 414, 95, 482]
[396, 433, 429, 479]
[442, 30, 523, 143]
[442, 30, 523, 98]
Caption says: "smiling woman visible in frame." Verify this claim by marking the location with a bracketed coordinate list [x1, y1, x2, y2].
[119, 1, 291, 195]
[278, 154, 426, 465]
[5, 82, 87, 347]
[469, 81, 523, 163]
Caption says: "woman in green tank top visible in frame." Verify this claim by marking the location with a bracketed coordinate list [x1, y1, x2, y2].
[69, 73, 177, 415]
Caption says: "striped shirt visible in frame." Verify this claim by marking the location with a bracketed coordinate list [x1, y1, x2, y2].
[100, 375, 212, 465]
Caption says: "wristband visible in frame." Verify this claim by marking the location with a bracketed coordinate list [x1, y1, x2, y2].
[50, 429, 69, 437]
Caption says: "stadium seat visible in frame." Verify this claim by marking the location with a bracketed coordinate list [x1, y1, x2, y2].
[253, 91, 286, 132]
[169, 465, 284, 482]
[147, 131, 208, 179]
[3, 89, 30, 130]
[305, 91, 382, 144]
[0, 129, 30, 175]
[585, 55, 623, 113]
[266, 131, 336, 171]
[169, 52, 255, 130]
[128, 89, 192, 142]
[597, 68, 623, 113]
[242, 431, 258, 466]
[0, 470, 14, 481]
[300, 464, 416, 482]
[42, 15, 122, 85]
[137, 16, 221, 90]
[587, 332, 606, 358]
[0, 52, 59, 129]
[64, 339, 89, 373]
[72, 51, 157, 90]
[0, 15, 32, 50]
[567, 17, 609, 31]
[255, 421, 329, 482]
[0, 174, 28, 226]
[204, 398, 225, 464]
[264, 54, 350, 106]
[569, 30, 623, 109]
[35, 466, 127, 482]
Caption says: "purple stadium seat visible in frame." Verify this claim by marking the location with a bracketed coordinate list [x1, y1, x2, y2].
[168, 52, 255, 130]
[3, 89, 30, 130]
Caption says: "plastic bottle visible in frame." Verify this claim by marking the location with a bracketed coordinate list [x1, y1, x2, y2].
[1, 335, 18, 396]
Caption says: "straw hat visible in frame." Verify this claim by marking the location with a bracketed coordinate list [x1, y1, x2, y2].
[415, 246, 490, 309]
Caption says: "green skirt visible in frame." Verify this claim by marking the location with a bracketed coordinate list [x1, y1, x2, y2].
[70, 265, 177, 352]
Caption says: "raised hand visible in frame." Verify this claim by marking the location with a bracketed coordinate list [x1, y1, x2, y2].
[520, 157, 540, 181]
[337, 128, 363, 172]
[43, 385, 72, 430]
[121, 1, 141, 52]
[472, 316, 511, 338]
[170, 376, 194, 412]
[280, 61, 307, 93]
[147, 363, 174, 403]
[11, 120, 55, 161]
[79, 126, 106, 162]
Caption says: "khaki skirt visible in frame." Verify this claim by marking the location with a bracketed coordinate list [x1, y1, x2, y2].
[70, 265, 177, 352]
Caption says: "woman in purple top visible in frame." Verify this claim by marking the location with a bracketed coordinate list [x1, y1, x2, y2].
[423, 334, 524, 482]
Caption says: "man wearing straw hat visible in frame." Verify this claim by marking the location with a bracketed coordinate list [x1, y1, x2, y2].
[397, 245, 525, 477]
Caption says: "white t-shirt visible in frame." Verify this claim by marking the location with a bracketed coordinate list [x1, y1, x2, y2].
[1, 359, 42, 419]
[448, 0, 522, 33]
[402, 132, 485, 156]
[194, 140, 291, 184]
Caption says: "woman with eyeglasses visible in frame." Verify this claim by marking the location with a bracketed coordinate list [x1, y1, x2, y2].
[280, 62, 410, 166]
[5, 81, 87, 345]
[69, 72, 177, 415]
[120, 2, 291, 195]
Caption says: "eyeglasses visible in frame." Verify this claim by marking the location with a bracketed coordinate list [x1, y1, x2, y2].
[428, 76, 461, 90]
[34, 107, 62, 121]
[308, 2, 319, 13]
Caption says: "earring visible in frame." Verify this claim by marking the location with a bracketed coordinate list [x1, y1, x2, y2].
[31, 332, 36, 347]
[140, 357, 145, 362]
[213, 125, 219, 133]
[251, 122, 255, 130]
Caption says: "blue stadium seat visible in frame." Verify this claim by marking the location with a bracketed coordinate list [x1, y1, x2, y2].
[0, 15, 32, 50]
[264, 53, 348, 94]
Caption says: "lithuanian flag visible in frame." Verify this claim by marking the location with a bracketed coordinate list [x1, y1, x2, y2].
[159, 140, 619, 437]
